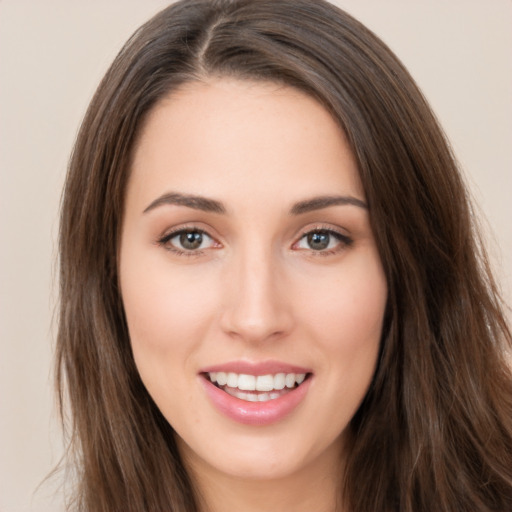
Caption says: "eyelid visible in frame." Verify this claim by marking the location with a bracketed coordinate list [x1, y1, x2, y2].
[292, 224, 353, 254]
[155, 222, 352, 257]
[156, 224, 222, 256]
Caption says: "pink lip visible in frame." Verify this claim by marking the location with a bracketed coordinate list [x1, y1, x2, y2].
[200, 360, 311, 376]
[199, 361, 313, 426]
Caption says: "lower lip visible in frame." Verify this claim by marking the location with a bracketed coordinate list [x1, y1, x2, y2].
[200, 375, 312, 426]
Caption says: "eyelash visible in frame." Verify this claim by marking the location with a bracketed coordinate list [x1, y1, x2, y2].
[294, 226, 353, 256]
[156, 225, 353, 257]
[157, 227, 215, 257]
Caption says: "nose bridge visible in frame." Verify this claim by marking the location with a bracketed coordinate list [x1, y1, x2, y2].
[220, 240, 291, 342]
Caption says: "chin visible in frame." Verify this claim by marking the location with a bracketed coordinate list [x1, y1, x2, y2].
[176, 425, 344, 484]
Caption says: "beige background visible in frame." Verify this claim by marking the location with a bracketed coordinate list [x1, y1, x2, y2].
[0, 1, 510, 511]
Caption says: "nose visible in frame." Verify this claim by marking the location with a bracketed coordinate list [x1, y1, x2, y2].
[219, 246, 294, 344]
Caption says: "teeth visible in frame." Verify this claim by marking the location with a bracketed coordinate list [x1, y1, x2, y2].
[208, 371, 307, 392]
[226, 372, 238, 387]
[274, 373, 285, 390]
[216, 372, 227, 386]
[256, 374, 274, 391]
[223, 388, 283, 402]
[238, 374, 256, 390]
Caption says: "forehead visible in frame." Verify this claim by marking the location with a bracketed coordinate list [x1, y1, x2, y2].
[128, 78, 364, 211]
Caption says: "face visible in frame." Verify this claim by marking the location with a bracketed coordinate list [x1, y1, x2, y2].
[119, 78, 387, 483]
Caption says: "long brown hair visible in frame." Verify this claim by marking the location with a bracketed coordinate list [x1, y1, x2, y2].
[57, 1, 512, 510]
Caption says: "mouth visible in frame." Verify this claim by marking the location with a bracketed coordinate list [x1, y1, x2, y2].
[200, 364, 313, 425]
[203, 371, 311, 403]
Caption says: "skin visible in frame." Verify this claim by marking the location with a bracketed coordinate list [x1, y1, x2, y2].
[119, 78, 388, 512]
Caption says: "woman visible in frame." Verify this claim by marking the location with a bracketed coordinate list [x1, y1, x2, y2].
[57, 0, 512, 510]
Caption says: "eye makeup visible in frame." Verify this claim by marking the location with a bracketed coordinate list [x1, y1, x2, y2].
[156, 222, 353, 259]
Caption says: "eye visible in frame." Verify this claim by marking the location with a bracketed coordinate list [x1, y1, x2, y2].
[294, 229, 352, 253]
[158, 228, 217, 253]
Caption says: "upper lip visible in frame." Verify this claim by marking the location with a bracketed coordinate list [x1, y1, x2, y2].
[199, 360, 312, 376]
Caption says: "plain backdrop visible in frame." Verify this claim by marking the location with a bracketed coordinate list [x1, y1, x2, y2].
[0, 1, 511, 511]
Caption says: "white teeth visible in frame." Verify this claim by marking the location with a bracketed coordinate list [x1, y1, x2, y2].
[238, 374, 256, 390]
[216, 372, 227, 386]
[285, 373, 296, 388]
[224, 388, 274, 402]
[256, 374, 274, 392]
[207, 371, 307, 392]
[226, 372, 238, 388]
[274, 373, 285, 390]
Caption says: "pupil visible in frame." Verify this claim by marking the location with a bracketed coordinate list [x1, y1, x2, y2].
[308, 232, 329, 250]
[180, 231, 202, 250]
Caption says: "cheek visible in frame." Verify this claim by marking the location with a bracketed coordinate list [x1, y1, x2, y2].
[296, 250, 387, 396]
[119, 246, 220, 382]
[120, 261, 220, 430]
[299, 252, 386, 343]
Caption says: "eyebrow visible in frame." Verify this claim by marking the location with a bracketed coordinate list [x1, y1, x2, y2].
[290, 195, 367, 214]
[143, 192, 367, 215]
[143, 192, 226, 214]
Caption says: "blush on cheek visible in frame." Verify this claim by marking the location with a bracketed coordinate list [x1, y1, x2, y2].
[122, 272, 194, 343]
[309, 290, 385, 338]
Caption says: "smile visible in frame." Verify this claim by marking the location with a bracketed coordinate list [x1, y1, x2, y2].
[207, 372, 307, 402]
[200, 363, 313, 425]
